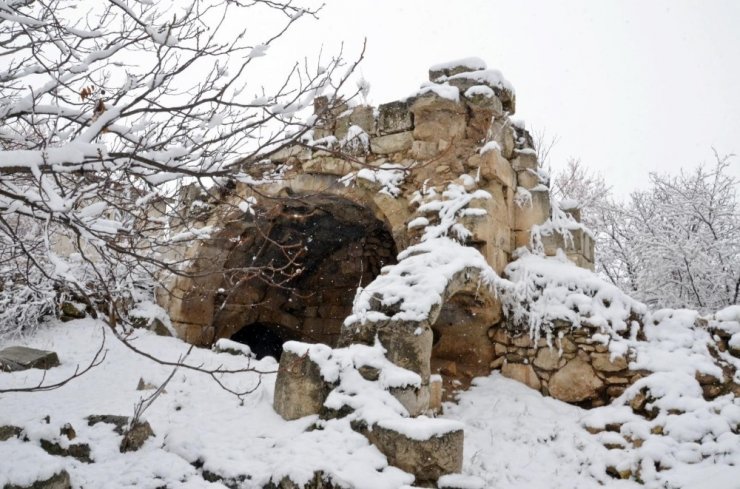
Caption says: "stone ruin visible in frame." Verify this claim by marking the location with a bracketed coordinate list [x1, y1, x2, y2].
[153, 57, 619, 485]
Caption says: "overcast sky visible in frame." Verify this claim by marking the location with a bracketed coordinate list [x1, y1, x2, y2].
[261, 0, 740, 197]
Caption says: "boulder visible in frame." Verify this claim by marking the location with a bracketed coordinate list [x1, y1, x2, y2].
[364, 418, 464, 484]
[548, 358, 604, 402]
[501, 362, 541, 391]
[120, 420, 154, 453]
[4, 470, 72, 489]
[273, 348, 332, 420]
[0, 346, 60, 372]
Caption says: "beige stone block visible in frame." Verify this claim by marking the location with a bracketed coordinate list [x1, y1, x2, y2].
[390, 385, 431, 417]
[273, 348, 331, 420]
[302, 156, 357, 176]
[478, 149, 515, 188]
[511, 150, 538, 171]
[517, 169, 540, 189]
[364, 420, 464, 484]
[548, 358, 604, 402]
[514, 190, 551, 231]
[429, 377, 443, 414]
[533, 347, 561, 371]
[370, 131, 414, 154]
[501, 362, 542, 391]
[591, 352, 628, 372]
[349, 105, 376, 135]
[411, 140, 440, 160]
[410, 93, 467, 143]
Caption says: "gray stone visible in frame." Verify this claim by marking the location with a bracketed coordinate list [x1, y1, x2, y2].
[364, 421, 463, 484]
[40, 438, 91, 463]
[377, 101, 413, 135]
[273, 349, 332, 420]
[86, 414, 129, 434]
[389, 384, 431, 417]
[3, 470, 71, 489]
[120, 420, 154, 453]
[370, 131, 413, 155]
[0, 425, 22, 441]
[0, 346, 59, 372]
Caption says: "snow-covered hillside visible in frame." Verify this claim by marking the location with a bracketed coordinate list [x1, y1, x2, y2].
[1, 315, 738, 489]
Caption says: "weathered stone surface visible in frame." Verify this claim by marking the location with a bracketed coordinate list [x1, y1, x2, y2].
[377, 101, 413, 135]
[548, 358, 604, 402]
[4, 470, 72, 489]
[273, 349, 332, 420]
[302, 156, 357, 176]
[510, 150, 538, 171]
[270, 145, 312, 163]
[591, 352, 628, 372]
[501, 362, 541, 391]
[429, 376, 443, 414]
[533, 347, 561, 371]
[364, 421, 464, 483]
[390, 385, 431, 417]
[59, 302, 85, 321]
[120, 420, 154, 453]
[410, 93, 467, 143]
[370, 131, 413, 154]
[377, 322, 433, 383]
[0, 346, 59, 372]
[514, 189, 551, 231]
[517, 169, 540, 189]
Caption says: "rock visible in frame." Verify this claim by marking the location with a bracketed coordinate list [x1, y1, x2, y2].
[510, 150, 538, 171]
[120, 420, 154, 453]
[501, 362, 541, 391]
[390, 385, 431, 417]
[3, 470, 72, 489]
[60, 302, 85, 321]
[377, 101, 413, 135]
[363, 419, 464, 484]
[349, 105, 376, 135]
[86, 414, 129, 434]
[548, 358, 604, 402]
[429, 376, 443, 414]
[533, 347, 561, 371]
[302, 156, 356, 176]
[369, 131, 414, 155]
[273, 348, 332, 420]
[0, 425, 22, 441]
[40, 438, 92, 463]
[514, 189, 551, 231]
[409, 93, 467, 144]
[591, 352, 628, 373]
[0, 346, 60, 372]
[59, 424, 76, 440]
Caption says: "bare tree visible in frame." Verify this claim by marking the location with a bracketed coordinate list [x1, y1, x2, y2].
[0, 0, 364, 390]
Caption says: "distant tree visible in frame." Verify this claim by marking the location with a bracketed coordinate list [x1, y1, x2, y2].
[552, 152, 739, 311]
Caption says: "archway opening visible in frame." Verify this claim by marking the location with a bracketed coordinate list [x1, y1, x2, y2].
[217, 194, 398, 351]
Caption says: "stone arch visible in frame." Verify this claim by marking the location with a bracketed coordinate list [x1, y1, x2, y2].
[167, 178, 406, 351]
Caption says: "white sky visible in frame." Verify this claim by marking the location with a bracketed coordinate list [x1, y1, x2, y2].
[260, 0, 740, 197]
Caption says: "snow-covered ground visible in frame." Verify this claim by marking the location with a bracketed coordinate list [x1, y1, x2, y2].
[0, 318, 737, 489]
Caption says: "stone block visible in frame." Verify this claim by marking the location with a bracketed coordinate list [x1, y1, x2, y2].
[478, 149, 515, 188]
[349, 105, 376, 135]
[591, 352, 628, 372]
[429, 58, 486, 80]
[377, 322, 433, 383]
[365, 418, 464, 484]
[548, 358, 604, 403]
[533, 347, 561, 371]
[514, 190, 551, 231]
[370, 131, 414, 155]
[270, 145, 311, 163]
[429, 376, 443, 414]
[486, 119, 515, 158]
[302, 156, 357, 176]
[0, 346, 59, 372]
[273, 348, 332, 420]
[377, 100, 413, 135]
[517, 169, 540, 189]
[390, 384, 431, 417]
[410, 93, 467, 143]
[511, 150, 538, 171]
[501, 362, 541, 391]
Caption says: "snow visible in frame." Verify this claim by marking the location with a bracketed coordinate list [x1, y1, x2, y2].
[464, 85, 495, 99]
[356, 164, 406, 197]
[413, 82, 460, 102]
[429, 57, 487, 73]
[437, 69, 516, 94]
[375, 416, 463, 441]
[478, 140, 501, 155]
